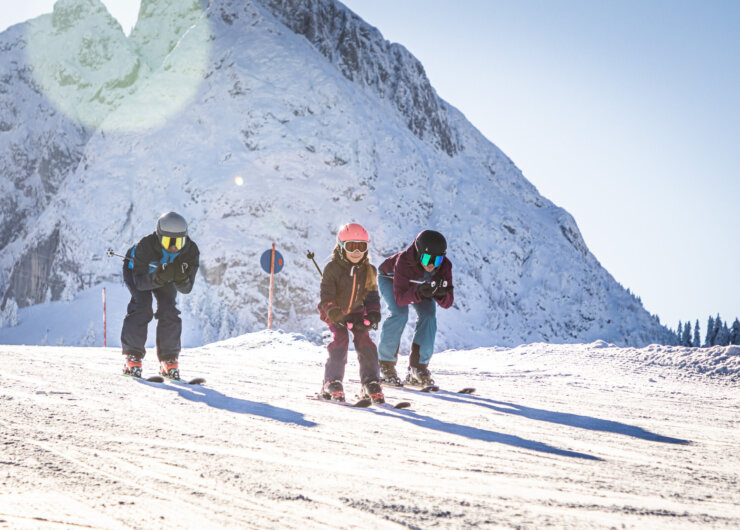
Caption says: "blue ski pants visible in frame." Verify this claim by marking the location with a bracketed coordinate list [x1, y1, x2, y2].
[377, 276, 437, 365]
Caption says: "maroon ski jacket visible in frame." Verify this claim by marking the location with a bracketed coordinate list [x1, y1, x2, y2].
[379, 243, 454, 308]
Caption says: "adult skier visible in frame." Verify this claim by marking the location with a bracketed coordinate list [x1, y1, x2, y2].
[121, 212, 200, 380]
[318, 223, 383, 403]
[377, 230, 454, 387]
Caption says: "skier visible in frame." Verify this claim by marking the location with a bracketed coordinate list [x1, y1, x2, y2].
[120, 212, 200, 380]
[318, 223, 383, 403]
[377, 230, 454, 387]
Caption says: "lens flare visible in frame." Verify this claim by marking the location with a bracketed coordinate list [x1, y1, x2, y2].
[234, 176, 244, 186]
[25, 0, 211, 132]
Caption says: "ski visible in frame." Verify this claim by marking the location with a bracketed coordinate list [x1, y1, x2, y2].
[402, 384, 476, 394]
[123, 374, 165, 383]
[306, 394, 372, 408]
[353, 395, 411, 409]
[164, 376, 206, 386]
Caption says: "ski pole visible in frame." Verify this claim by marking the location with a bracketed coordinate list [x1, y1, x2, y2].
[306, 250, 323, 277]
[106, 248, 132, 261]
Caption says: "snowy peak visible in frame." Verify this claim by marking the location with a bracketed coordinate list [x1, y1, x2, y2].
[26, 0, 146, 129]
[0, 0, 671, 348]
[130, 0, 210, 71]
[256, 0, 459, 155]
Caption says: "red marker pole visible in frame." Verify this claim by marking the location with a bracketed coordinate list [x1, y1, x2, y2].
[102, 287, 107, 347]
[268, 242, 276, 329]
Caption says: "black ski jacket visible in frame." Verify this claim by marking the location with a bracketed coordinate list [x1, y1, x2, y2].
[124, 232, 200, 294]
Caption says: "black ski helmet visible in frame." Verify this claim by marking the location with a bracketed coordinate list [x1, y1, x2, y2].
[414, 230, 447, 257]
[156, 211, 188, 238]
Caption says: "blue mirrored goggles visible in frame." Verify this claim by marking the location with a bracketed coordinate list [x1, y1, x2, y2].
[420, 253, 444, 268]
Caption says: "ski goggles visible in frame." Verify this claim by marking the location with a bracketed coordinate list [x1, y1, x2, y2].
[420, 252, 444, 268]
[161, 235, 186, 250]
[340, 240, 368, 253]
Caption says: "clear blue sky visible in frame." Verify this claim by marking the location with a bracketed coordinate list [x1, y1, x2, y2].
[2, 1, 738, 330]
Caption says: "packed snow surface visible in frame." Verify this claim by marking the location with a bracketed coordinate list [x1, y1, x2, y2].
[1, 331, 738, 528]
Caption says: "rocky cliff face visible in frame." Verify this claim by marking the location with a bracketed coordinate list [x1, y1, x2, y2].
[0, 0, 671, 347]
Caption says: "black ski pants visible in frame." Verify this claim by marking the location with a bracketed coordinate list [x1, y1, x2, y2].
[120, 266, 181, 360]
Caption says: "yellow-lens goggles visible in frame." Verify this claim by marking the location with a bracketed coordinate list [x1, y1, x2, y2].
[161, 236, 186, 250]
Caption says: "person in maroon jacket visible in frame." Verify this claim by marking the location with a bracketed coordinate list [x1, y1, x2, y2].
[317, 223, 384, 403]
[377, 230, 453, 386]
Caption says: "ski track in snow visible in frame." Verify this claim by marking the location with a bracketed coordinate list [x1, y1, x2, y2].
[1, 331, 738, 529]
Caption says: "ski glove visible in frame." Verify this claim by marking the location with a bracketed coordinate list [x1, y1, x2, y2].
[366, 311, 381, 326]
[327, 306, 345, 325]
[433, 282, 452, 300]
[153, 263, 175, 286]
[416, 282, 435, 300]
[173, 262, 190, 284]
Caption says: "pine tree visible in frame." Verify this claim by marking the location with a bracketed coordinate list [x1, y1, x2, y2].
[705, 316, 715, 346]
[681, 321, 692, 347]
[731, 318, 740, 345]
[716, 322, 731, 346]
[693, 319, 701, 348]
[677, 321, 683, 346]
[714, 315, 724, 346]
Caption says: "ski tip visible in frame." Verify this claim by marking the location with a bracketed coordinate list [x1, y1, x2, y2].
[420, 385, 439, 392]
[187, 377, 206, 385]
[353, 399, 372, 408]
[457, 387, 476, 394]
[393, 401, 412, 409]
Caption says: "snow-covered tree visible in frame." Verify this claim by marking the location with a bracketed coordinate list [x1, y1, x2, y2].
[693, 320, 701, 348]
[705, 316, 716, 346]
[81, 322, 97, 346]
[716, 323, 731, 346]
[731, 318, 740, 345]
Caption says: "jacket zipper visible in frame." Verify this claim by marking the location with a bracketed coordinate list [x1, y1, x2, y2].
[346, 265, 358, 312]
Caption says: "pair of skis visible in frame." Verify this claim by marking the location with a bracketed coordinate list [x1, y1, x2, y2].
[124, 374, 206, 385]
[306, 393, 411, 409]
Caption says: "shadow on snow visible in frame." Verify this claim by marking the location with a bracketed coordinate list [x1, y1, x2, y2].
[136, 379, 317, 427]
[428, 391, 691, 445]
[366, 407, 602, 460]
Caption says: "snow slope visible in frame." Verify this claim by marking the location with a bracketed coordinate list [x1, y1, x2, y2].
[1, 332, 738, 528]
[0, 0, 673, 349]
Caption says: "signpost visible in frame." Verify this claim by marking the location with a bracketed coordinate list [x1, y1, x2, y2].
[260, 244, 284, 329]
[102, 287, 107, 347]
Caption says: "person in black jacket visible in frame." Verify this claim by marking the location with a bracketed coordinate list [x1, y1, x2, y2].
[120, 211, 199, 380]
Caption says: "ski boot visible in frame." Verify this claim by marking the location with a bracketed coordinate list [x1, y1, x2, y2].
[405, 365, 435, 387]
[322, 380, 345, 402]
[122, 354, 142, 378]
[160, 358, 180, 380]
[379, 361, 403, 387]
[361, 381, 385, 404]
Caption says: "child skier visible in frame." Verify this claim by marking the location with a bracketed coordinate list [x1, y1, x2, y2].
[318, 223, 383, 403]
[120, 211, 200, 380]
[377, 230, 454, 387]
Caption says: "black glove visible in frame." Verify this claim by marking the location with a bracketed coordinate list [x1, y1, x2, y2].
[416, 282, 435, 300]
[366, 311, 381, 326]
[173, 262, 190, 284]
[433, 281, 452, 300]
[327, 307, 346, 326]
[153, 263, 174, 286]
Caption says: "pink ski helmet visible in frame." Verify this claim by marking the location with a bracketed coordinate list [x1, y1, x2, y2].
[337, 223, 370, 243]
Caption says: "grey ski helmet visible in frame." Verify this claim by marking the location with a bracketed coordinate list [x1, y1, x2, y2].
[156, 212, 188, 249]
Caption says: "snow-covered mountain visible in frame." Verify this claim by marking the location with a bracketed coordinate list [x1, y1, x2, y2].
[0, 0, 672, 348]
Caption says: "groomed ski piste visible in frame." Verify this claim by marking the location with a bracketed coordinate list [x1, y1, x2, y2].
[1, 331, 739, 529]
